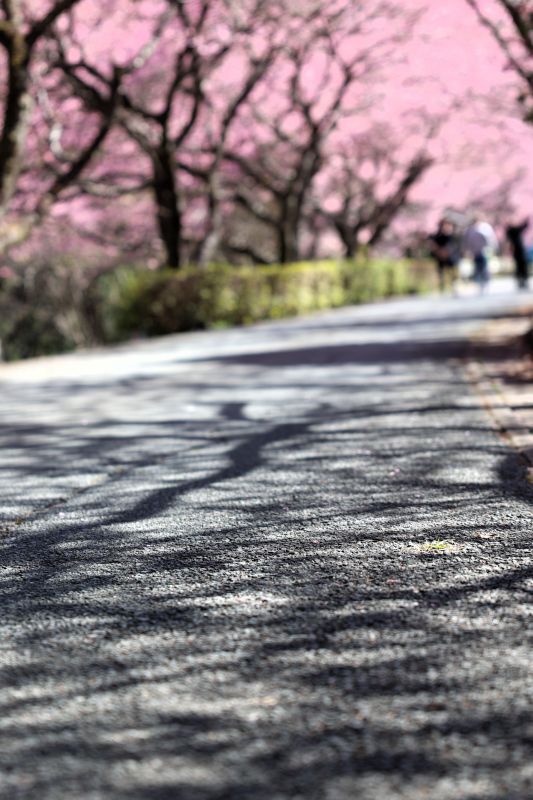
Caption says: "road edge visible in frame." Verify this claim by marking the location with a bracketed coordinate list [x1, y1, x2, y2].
[465, 307, 533, 481]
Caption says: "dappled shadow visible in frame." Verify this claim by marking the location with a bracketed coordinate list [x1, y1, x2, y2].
[180, 337, 523, 368]
[0, 308, 532, 799]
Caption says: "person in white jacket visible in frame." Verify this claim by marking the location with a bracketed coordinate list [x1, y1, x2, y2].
[463, 215, 498, 291]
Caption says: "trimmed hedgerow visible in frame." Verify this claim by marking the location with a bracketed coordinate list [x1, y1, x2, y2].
[96, 257, 436, 342]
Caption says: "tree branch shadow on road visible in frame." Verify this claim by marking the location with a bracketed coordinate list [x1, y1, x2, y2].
[0, 328, 531, 799]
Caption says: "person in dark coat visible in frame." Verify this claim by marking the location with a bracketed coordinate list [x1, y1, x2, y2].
[428, 218, 461, 293]
[506, 218, 529, 289]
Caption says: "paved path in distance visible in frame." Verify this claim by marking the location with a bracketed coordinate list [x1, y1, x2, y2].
[1, 280, 532, 800]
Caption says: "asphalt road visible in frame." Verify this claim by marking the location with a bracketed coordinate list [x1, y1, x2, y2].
[1, 280, 532, 800]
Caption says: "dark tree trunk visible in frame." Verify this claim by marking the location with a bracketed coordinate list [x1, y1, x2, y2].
[334, 219, 359, 260]
[0, 31, 31, 214]
[280, 225, 298, 263]
[277, 225, 287, 263]
[277, 196, 300, 263]
[344, 238, 357, 259]
[152, 146, 181, 269]
[277, 223, 299, 263]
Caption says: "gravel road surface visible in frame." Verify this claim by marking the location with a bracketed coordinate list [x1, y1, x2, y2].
[1, 281, 532, 800]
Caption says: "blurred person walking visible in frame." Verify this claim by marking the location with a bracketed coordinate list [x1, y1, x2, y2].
[505, 217, 530, 289]
[463, 215, 498, 292]
[428, 218, 461, 293]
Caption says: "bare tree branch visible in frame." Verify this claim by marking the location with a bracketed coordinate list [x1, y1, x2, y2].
[37, 70, 122, 215]
[27, 0, 84, 47]
[464, 0, 533, 95]
[0, 0, 84, 216]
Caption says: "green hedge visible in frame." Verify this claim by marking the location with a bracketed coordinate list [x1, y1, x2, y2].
[97, 257, 436, 342]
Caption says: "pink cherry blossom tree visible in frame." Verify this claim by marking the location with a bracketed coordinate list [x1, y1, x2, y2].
[465, 0, 533, 120]
[0, 0, 128, 257]
[6, 0, 522, 271]
[50, 0, 284, 268]
[0, 1, 87, 212]
[199, 0, 427, 263]
[312, 129, 434, 258]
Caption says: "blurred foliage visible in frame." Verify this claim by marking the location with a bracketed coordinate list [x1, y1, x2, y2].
[0, 257, 435, 360]
[0, 259, 104, 361]
[97, 257, 436, 342]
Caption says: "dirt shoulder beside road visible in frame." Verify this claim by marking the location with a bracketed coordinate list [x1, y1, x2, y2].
[467, 304, 533, 474]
